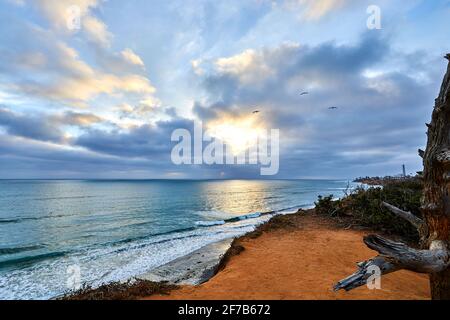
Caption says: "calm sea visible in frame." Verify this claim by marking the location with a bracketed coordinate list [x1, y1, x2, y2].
[0, 179, 355, 299]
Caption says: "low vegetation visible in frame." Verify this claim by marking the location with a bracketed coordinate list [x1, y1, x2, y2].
[59, 279, 178, 300]
[315, 178, 423, 242]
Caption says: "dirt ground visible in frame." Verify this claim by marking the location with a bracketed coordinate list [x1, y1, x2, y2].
[147, 212, 430, 300]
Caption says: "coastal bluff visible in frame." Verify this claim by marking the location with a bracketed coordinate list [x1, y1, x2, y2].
[147, 210, 430, 300]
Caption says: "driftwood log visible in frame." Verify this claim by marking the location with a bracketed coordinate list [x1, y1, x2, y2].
[334, 54, 450, 300]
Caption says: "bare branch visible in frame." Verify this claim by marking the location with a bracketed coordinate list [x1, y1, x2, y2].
[334, 235, 450, 292]
[333, 256, 399, 292]
[418, 149, 425, 158]
[381, 201, 424, 230]
[364, 235, 450, 273]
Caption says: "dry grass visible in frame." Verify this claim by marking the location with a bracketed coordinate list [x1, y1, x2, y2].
[59, 279, 178, 300]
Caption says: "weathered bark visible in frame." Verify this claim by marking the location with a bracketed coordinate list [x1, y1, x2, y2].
[334, 255, 399, 292]
[334, 236, 450, 292]
[422, 54, 450, 299]
[381, 201, 428, 243]
[381, 202, 425, 231]
[334, 55, 450, 299]
[364, 235, 450, 274]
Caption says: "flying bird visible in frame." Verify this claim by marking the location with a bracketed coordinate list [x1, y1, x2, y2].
[299, 91, 309, 96]
[252, 110, 260, 114]
[328, 107, 338, 110]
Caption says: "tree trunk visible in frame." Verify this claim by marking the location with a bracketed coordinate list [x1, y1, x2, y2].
[334, 55, 450, 299]
[423, 54, 450, 299]
[430, 269, 450, 299]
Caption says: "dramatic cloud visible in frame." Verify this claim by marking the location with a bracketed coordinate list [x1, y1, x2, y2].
[32, 0, 113, 47]
[193, 32, 442, 177]
[214, 49, 275, 85]
[0, 107, 65, 143]
[0, 107, 107, 142]
[0, 0, 448, 178]
[0, 134, 165, 179]
[0, 3, 158, 110]
[55, 111, 104, 126]
[196, 32, 390, 119]
[75, 118, 194, 158]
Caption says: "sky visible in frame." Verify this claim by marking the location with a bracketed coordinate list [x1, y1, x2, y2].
[0, 0, 449, 179]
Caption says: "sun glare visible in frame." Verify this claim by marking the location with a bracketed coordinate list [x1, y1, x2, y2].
[207, 116, 264, 155]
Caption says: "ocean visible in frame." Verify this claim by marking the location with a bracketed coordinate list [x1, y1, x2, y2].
[0, 179, 356, 300]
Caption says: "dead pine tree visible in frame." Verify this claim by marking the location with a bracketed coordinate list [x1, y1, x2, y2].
[334, 54, 450, 300]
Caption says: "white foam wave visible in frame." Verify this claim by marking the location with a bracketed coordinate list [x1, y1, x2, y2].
[195, 220, 225, 226]
[0, 214, 273, 300]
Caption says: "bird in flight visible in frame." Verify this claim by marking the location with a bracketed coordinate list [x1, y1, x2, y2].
[252, 110, 260, 114]
[299, 91, 309, 96]
[328, 107, 338, 110]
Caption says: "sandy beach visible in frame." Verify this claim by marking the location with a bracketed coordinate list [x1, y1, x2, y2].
[147, 211, 430, 300]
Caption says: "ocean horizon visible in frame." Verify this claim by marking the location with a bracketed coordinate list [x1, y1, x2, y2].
[0, 0, 447, 304]
[0, 179, 356, 300]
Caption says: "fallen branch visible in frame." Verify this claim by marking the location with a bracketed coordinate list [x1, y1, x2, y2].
[365, 235, 450, 273]
[334, 235, 450, 292]
[381, 201, 425, 230]
[334, 256, 399, 291]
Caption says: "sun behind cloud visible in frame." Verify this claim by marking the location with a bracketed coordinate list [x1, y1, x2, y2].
[207, 114, 265, 155]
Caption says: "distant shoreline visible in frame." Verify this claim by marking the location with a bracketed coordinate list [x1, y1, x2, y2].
[354, 176, 419, 186]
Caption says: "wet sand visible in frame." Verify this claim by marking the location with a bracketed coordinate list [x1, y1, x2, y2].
[140, 239, 233, 285]
[146, 212, 430, 300]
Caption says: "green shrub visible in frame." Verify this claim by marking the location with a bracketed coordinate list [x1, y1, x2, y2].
[315, 195, 337, 216]
[315, 179, 423, 241]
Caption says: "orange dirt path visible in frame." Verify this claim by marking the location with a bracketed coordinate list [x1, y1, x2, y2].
[147, 213, 430, 300]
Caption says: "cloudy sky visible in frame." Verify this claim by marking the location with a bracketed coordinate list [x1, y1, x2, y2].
[0, 0, 449, 179]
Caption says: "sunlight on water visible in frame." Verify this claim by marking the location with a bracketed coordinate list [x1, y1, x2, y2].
[199, 180, 275, 215]
[0, 179, 355, 299]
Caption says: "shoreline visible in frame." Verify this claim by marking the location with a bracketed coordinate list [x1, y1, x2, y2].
[3, 180, 350, 300]
[145, 209, 430, 300]
[139, 239, 233, 285]
[63, 206, 430, 300]
[137, 207, 313, 286]
[60, 208, 309, 300]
